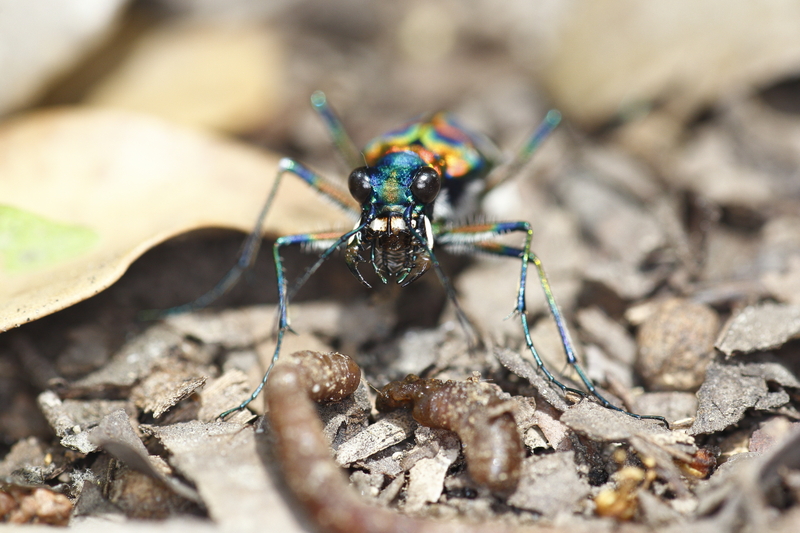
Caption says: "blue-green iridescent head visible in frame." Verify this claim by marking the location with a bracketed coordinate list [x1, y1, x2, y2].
[345, 151, 441, 287]
[348, 152, 440, 214]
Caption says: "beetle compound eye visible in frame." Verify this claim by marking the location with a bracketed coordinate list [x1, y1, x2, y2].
[348, 167, 372, 204]
[411, 167, 441, 204]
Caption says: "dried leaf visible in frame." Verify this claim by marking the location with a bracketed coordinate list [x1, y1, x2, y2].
[196, 370, 256, 425]
[556, 174, 665, 265]
[561, 401, 691, 495]
[335, 411, 416, 466]
[72, 325, 185, 390]
[36, 390, 134, 454]
[560, 400, 670, 442]
[675, 127, 775, 207]
[577, 307, 637, 366]
[716, 303, 800, 356]
[146, 421, 305, 532]
[494, 348, 570, 412]
[131, 371, 207, 419]
[403, 428, 460, 512]
[318, 381, 371, 450]
[749, 418, 800, 454]
[0, 108, 350, 332]
[690, 361, 800, 435]
[633, 392, 699, 427]
[89, 409, 202, 506]
[506, 451, 590, 517]
[695, 427, 800, 531]
[762, 256, 800, 306]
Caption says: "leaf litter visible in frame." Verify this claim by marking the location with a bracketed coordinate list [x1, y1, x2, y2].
[4, 3, 800, 532]
[5, 114, 800, 531]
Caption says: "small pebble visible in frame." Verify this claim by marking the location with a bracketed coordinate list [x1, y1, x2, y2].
[636, 298, 720, 391]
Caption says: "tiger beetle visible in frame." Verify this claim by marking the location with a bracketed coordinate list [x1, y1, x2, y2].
[161, 91, 667, 426]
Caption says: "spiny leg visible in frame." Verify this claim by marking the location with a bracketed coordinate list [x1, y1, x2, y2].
[140, 157, 357, 319]
[311, 91, 364, 170]
[484, 109, 562, 192]
[219, 221, 371, 419]
[437, 222, 668, 426]
[405, 215, 478, 348]
[437, 222, 584, 395]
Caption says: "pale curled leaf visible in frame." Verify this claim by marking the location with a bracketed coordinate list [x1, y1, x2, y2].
[0, 108, 351, 332]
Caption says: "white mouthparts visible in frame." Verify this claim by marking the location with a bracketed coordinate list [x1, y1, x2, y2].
[370, 216, 407, 232]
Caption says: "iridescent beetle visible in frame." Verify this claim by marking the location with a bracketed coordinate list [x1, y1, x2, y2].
[166, 91, 666, 425]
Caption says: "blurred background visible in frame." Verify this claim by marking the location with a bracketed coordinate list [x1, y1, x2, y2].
[4, 0, 800, 148]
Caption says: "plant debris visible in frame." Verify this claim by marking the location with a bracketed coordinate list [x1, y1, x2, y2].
[4, 2, 800, 532]
[716, 303, 800, 356]
[506, 451, 589, 517]
[377, 374, 524, 495]
[690, 359, 800, 435]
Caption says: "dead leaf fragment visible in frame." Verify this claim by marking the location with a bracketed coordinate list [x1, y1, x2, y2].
[749, 418, 800, 455]
[403, 428, 460, 512]
[196, 370, 255, 425]
[37, 391, 134, 454]
[763, 256, 800, 306]
[561, 401, 670, 442]
[131, 371, 207, 419]
[72, 325, 185, 390]
[577, 307, 637, 366]
[507, 451, 590, 517]
[0, 438, 48, 480]
[89, 409, 202, 508]
[556, 174, 665, 266]
[317, 380, 371, 450]
[633, 392, 698, 427]
[147, 421, 304, 532]
[695, 427, 800, 530]
[335, 411, 416, 466]
[494, 348, 570, 412]
[716, 302, 800, 356]
[164, 306, 276, 348]
[561, 401, 692, 495]
[675, 127, 775, 208]
[690, 361, 800, 435]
